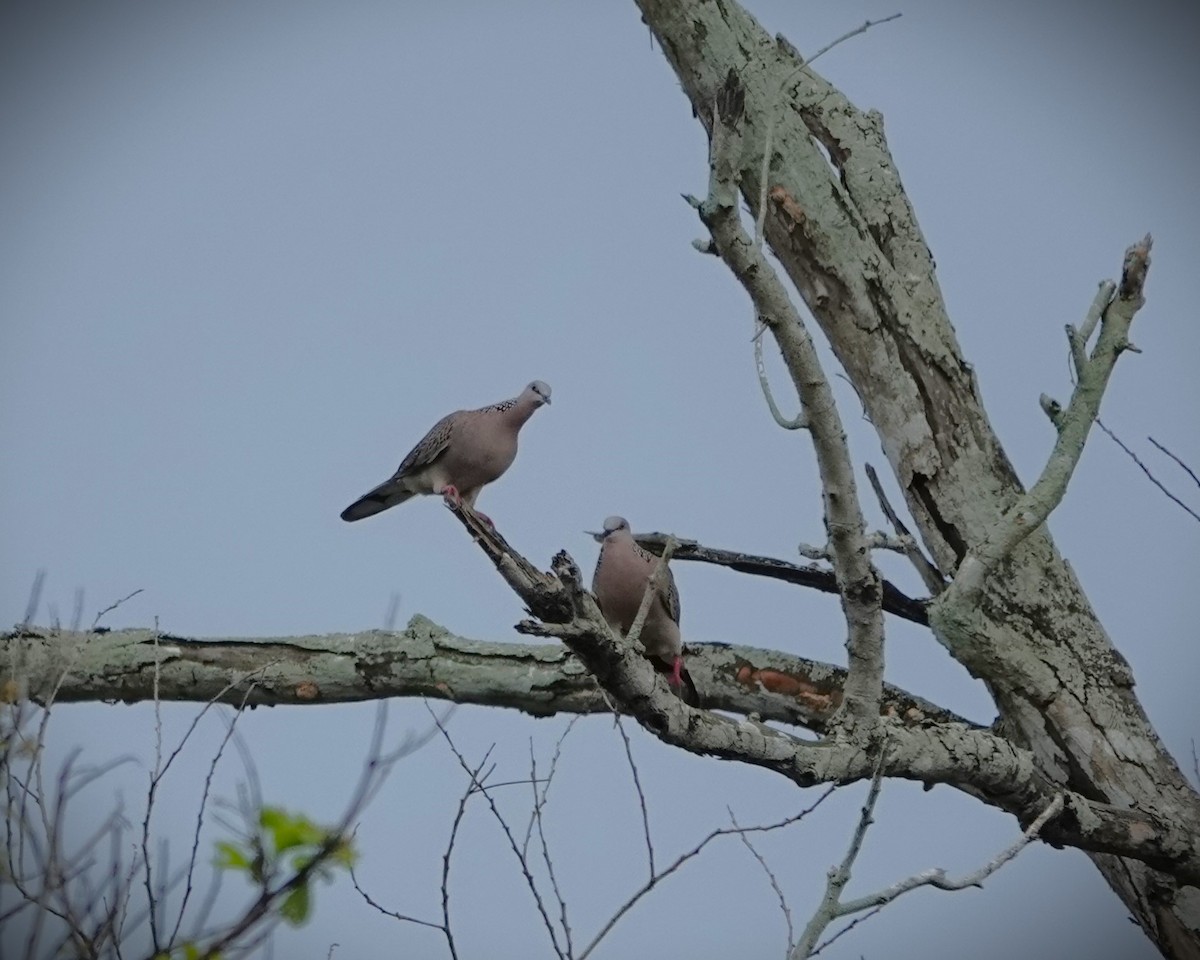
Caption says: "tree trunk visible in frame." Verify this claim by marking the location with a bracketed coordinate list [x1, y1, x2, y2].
[634, 0, 1200, 955]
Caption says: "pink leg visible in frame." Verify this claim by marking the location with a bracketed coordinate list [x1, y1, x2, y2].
[475, 510, 495, 527]
[669, 655, 684, 688]
[441, 485, 461, 507]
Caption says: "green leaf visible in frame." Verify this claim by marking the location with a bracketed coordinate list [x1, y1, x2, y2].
[280, 883, 312, 926]
[258, 807, 287, 834]
[213, 841, 250, 872]
[260, 807, 323, 854]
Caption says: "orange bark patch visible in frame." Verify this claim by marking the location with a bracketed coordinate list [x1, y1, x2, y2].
[295, 680, 320, 701]
[735, 665, 836, 713]
[768, 185, 806, 226]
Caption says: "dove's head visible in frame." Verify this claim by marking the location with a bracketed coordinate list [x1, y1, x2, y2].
[587, 515, 630, 543]
[523, 380, 552, 407]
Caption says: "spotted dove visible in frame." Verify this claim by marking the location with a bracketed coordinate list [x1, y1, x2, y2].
[589, 516, 693, 699]
[341, 380, 551, 523]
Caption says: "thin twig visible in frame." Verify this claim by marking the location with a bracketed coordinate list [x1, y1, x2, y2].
[730, 807, 794, 950]
[350, 748, 480, 960]
[1096, 420, 1200, 524]
[522, 718, 577, 857]
[579, 787, 835, 960]
[91, 588, 145, 630]
[750, 8, 905, 288]
[613, 715, 655, 878]
[21, 570, 46, 628]
[754, 322, 807, 429]
[528, 741, 573, 957]
[168, 682, 261, 947]
[1149, 436, 1200, 489]
[427, 705, 567, 960]
[144, 620, 165, 953]
[350, 868, 444, 933]
[1066, 281, 1114, 379]
[864, 463, 945, 594]
[142, 658, 280, 955]
[804, 14, 903, 68]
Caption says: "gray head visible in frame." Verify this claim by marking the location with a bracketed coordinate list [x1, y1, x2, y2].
[587, 515, 630, 542]
[522, 380, 552, 407]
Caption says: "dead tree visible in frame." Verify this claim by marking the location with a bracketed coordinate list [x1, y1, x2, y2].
[3, 2, 1197, 957]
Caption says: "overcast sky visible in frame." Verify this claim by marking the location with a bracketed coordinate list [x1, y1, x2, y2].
[2, 2, 1197, 958]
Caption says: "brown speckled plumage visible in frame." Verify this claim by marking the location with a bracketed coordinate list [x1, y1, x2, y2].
[341, 380, 551, 522]
[590, 516, 683, 671]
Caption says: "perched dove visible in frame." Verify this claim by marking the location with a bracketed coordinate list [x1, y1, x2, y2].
[341, 380, 551, 524]
[589, 516, 691, 696]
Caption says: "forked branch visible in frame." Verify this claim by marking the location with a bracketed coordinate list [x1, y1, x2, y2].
[945, 236, 1153, 602]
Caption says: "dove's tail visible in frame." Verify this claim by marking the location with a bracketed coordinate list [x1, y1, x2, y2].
[340, 481, 417, 522]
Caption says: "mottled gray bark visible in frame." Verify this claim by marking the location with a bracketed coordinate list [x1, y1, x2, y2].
[0, 620, 967, 734]
[634, 1, 1199, 955]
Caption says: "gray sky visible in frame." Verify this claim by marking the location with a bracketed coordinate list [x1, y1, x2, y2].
[2, 1, 1197, 958]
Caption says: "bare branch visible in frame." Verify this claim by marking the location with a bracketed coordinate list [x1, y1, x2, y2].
[696, 72, 885, 725]
[800, 792, 1065, 957]
[2, 624, 971, 735]
[793, 745, 889, 958]
[1066, 281, 1115, 378]
[634, 532, 929, 625]
[349, 864, 445, 933]
[796, 541, 830, 562]
[522, 719, 577, 857]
